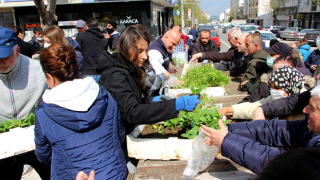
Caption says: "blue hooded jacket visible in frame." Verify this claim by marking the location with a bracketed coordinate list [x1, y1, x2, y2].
[221, 119, 320, 174]
[299, 43, 312, 62]
[305, 49, 320, 69]
[35, 84, 127, 180]
[66, 37, 84, 77]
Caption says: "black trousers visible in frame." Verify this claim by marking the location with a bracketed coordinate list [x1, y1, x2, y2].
[0, 150, 50, 180]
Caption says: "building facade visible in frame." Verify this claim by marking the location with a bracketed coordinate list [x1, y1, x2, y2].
[0, 0, 175, 40]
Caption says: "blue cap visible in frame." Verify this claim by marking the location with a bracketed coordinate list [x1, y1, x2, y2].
[0, 28, 17, 58]
[76, 20, 86, 28]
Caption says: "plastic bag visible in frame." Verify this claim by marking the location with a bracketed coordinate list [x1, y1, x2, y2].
[159, 85, 178, 99]
[183, 130, 218, 180]
[317, 36, 320, 49]
[166, 74, 179, 87]
[172, 48, 188, 67]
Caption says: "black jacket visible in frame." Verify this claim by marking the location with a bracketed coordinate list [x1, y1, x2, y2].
[76, 27, 109, 75]
[191, 39, 218, 61]
[97, 52, 178, 134]
[17, 37, 39, 58]
[260, 88, 312, 118]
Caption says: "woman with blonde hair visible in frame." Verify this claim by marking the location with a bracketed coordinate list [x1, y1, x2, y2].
[43, 25, 83, 76]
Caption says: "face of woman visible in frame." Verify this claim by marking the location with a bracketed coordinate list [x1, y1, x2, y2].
[129, 39, 148, 67]
[270, 82, 288, 97]
[43, 36, 51, 47]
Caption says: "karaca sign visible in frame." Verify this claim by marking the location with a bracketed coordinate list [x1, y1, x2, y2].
[120, 16, 138, 24]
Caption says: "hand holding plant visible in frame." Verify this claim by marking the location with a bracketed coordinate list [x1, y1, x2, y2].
[201, 120, 229, 148]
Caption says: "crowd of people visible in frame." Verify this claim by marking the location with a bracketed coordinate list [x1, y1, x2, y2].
[1, 18, 320, 179]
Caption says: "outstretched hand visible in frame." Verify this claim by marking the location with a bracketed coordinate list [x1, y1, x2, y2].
[201, 120, 228, 148]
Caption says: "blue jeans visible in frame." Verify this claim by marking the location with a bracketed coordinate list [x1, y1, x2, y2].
[83, 75, 101, 83]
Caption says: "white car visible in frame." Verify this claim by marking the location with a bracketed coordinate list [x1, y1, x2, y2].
[240, 25, 258, 33]
[263, 25, 281, 32]
[260, 31, 280, 48]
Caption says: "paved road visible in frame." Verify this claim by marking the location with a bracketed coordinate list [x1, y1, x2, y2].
[216, 28, 317, 52]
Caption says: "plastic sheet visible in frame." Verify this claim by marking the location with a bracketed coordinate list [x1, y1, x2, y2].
[172, 48, 188, 67]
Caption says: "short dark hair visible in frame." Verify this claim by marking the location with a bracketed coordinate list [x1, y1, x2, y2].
[86, 18, 99, 28]
[200, 29, 211, 37]
[11, 26, 23, 37]
[273, 55, 298, 68]
[257, 147, 320, 180]
[246, 33, 262, 48]
[33, 26, 43, 34]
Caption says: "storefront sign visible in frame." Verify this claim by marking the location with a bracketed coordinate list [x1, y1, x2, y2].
[287, 16, 290, 21]
[26, 23, 41, 28]
[187, 8, 192, 21]
[294, 13, 304, 19]
[58, 21, 77, 26]
[120, 16, 138, 24]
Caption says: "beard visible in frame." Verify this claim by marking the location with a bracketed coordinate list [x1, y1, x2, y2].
[0, 63, 12, 73]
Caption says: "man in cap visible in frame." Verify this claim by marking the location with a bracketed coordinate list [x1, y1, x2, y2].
[105, 19, 120, 49]
[0, 28, 49, 179]
[76, 18, 108, 83]
[72, 19, 88, 40]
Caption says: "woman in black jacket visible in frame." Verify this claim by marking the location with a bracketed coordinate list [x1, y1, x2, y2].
[97, 25, 200, 172]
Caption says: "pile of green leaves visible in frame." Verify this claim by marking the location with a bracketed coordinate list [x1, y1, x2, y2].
[181, 64, 231, 88]
[0, 113, 35, 133]
[162, 93, 231, 139]
[172, 57, 185, 67]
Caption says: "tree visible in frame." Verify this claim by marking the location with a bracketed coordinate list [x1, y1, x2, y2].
[261, 0, 285, 26]
[34, 0, 58, 27]
[173, 0, 208, 26]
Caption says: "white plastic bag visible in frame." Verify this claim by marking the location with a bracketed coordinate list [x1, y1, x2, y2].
[183, 130, 219, 180]
[172, 48, 188, 67]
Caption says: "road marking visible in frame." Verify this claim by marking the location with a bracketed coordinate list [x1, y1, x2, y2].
[221, 40, 231, 48]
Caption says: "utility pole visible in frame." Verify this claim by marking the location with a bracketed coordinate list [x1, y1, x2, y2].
[296, 0, 301, 27]
[181, 0, 185, 29]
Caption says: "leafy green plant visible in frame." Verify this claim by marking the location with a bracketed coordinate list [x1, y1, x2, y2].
[190, 85, 204, 95]
[153, 125, 157, 129]
[158, 124, 163, 134]
[181, 64, 230, 88]
[0, 113, 35, 133]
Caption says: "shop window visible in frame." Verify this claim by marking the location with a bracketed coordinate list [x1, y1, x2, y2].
[0, 12, 14, 28]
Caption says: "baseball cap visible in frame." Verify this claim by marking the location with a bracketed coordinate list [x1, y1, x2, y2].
[264, 42, 292, 56]
[76, 20, 86, 28]
[0, 28, 17, 59]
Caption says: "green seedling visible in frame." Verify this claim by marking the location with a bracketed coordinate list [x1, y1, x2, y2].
[190, 84, 205, 95]
[158, 124, 163, 134]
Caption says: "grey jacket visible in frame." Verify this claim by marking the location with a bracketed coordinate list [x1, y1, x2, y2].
[0, 54, 47, 121]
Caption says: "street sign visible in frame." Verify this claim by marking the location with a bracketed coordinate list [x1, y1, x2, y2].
[174, 10, 180, 16]
[187, 8, 192, 21]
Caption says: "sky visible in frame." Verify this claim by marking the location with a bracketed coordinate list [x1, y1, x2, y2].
[200, 0, 230, 17]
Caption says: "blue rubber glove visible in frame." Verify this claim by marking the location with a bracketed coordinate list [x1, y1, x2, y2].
[153, 95, 164, 103]
[176, 95, 201, 111]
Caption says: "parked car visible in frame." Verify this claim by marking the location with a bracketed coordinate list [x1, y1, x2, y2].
[281, 27, 303, 40]
[210, 30, 221, 52]
[240, 25, 258, 33]
[260, 32, 279, 48]
[263, 25, 281, 32]
[256, 26, 264, 31]
[295, 29, 315, 40]
[198, 25, 215, 32]
[304, 29, 320, 46]
[270, 28, 282, 38]
[214, 25, 219, 30]
[223, 26, 232, 33]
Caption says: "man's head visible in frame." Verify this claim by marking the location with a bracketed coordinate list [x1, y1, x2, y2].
[106, 19, 117, 34]
[76, 20, 87, 34]
[11, 26, 23, 40]
[228, 27, 241, 48]
[161, 30, 181, 53]
[86, 18, 99, 28]
[303, 85, 320, 134]
[246, 33, 263, 55]
[237, 33, 249, 55]
[265, 42, 293, 59]
[33, 26, 43, 41]
[172, 25, 182, 35]
[199, 29, 211, 45]
[0, 28, 20, 73]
